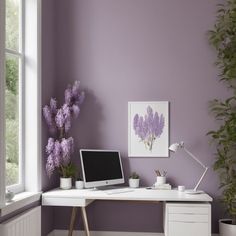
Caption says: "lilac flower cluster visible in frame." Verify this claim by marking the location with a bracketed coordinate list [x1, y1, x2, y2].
[46, 137, 74, 178]
[43, 81, 84, 177]
[133, 106, 165, 151]
[43, 81, 85, 135]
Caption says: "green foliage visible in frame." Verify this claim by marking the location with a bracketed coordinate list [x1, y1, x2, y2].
[6, 162, 18, 186]
[6, 58, 18, 95]
[5, 89, 18, 119]
[6, 0, 19, 50]
[6, 119, 18, 164]
[208, 1, 236, 87]
[129, 172, 140, 179]
[4, 0, 20, 186]
[58, 162, 77, 179]
[208, 0, 236, 224]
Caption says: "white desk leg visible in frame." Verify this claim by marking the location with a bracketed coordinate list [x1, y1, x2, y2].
[81, 207, 90, 236]
[68, 207, 78, 236]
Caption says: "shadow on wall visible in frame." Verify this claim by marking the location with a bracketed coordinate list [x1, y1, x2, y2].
[72, 88, 104, 150]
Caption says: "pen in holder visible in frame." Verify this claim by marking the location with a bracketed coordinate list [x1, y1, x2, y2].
[154, 169, 167, 186]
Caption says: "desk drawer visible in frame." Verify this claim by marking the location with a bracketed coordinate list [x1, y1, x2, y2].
[169, 213, 209, 223]
[168, 206, 208, 214]
[164, 203, 211, 236]
[169, 221, 208, 236]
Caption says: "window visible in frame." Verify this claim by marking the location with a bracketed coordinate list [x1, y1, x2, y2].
[0, 0, 41, 206]
[5, 0, 24, 193]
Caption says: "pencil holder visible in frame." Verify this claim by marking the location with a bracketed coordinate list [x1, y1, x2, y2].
[156, 176, 166, 185]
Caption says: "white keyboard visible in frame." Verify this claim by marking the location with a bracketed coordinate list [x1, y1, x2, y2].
[104, 188, 134, 195]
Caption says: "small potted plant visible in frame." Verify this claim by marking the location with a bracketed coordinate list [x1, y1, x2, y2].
[75, 174, 84, 189]
[59, 161, 76, 190]
[129, 172, 140, 188]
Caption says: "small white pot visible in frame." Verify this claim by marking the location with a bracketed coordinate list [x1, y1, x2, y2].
[60, 177, 72, 190]
[156, 176, 166, 185]
[129, 178, 140, 188]
[75, 180, 84, 189]
[5, 190, 15, 202]
[219, 219, 236, 236]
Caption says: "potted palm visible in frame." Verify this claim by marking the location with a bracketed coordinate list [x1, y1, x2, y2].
[208, 1, 236, 235]
[129, 172, 140, 188]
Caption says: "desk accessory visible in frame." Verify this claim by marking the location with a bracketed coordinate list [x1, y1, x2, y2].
[154, 183, 171, 190]
[154, 169, 168, 187]
[75, 180, 84, 189]
[5, 190, 15, 202]
[178, 185, 185, 192]
[169, 141, 208, 194]
[156, 176, 166, 185]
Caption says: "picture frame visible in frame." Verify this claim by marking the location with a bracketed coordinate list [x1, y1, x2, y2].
[128, 101, 169, 157]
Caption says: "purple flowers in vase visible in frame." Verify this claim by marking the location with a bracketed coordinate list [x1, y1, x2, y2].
[133, 106, 165, 151]
[43, 81, 85, 178]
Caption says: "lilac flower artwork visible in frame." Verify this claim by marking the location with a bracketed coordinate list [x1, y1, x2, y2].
[129, 101, 169, 157]
[43, 81, 84, 178]
[133, 106, 165, 151]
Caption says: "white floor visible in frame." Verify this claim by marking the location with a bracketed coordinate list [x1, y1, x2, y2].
[48, 230, 219, 236]
[48, 231, 163, 236]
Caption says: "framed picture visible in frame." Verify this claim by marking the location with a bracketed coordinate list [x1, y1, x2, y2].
[128, 101, 169, 157]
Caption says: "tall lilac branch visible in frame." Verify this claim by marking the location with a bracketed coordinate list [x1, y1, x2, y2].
[43, 81, 85, 178]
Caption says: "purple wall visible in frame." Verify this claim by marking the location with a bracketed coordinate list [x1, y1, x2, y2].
[42, 0, 228, 233]
[41, 0, 57, 235]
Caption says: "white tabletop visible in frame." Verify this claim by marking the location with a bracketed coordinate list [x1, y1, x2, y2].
[42, 188, 212, 207]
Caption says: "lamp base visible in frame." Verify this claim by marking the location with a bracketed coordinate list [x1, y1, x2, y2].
[185, 189, 204, 194]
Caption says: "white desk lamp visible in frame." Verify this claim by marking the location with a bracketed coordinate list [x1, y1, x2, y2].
[169, 142, 208, 194]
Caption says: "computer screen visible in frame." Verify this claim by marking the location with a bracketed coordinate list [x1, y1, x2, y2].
[80, 149, 125, 188]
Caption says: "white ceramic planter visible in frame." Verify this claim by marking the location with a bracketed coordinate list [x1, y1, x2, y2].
[60, 177, 72, 190]
[75, 180, 84, 189]
[129, 178, 140, 188]
[219, 219, 236, 236]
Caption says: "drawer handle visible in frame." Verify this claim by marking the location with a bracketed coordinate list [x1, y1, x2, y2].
[173, 221, 207, 223]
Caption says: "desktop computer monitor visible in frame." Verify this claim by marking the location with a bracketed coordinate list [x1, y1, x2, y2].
[80, 149, 125, 188]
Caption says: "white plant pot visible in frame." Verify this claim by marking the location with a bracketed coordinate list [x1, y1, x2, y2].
[60, 177, 72, 190]
[75, 180, 84, 189]
[219, 219, 236, 236]
[129, 178, 140, 188]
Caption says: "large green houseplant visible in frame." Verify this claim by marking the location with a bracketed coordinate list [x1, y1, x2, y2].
[208, 0, 236, 234]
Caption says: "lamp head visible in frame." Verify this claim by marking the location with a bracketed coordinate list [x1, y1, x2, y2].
[169, 142, 184, 152]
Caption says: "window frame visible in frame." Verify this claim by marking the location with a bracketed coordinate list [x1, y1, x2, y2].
[0, 0, 6, 205]
[5, 0, 25, 193]
[0, 0, 42, 207]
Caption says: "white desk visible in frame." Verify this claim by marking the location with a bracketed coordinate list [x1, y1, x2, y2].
[42, 188, 212, 236]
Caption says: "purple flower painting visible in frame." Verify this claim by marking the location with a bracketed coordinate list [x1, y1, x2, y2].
[133, 106, 165, 151]
[128, 102, 169, 157]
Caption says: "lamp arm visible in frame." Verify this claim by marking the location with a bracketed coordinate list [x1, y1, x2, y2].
[183, 147, 208, 191]
[193, 167, 208, 191]
[183, 147, 207, 169]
